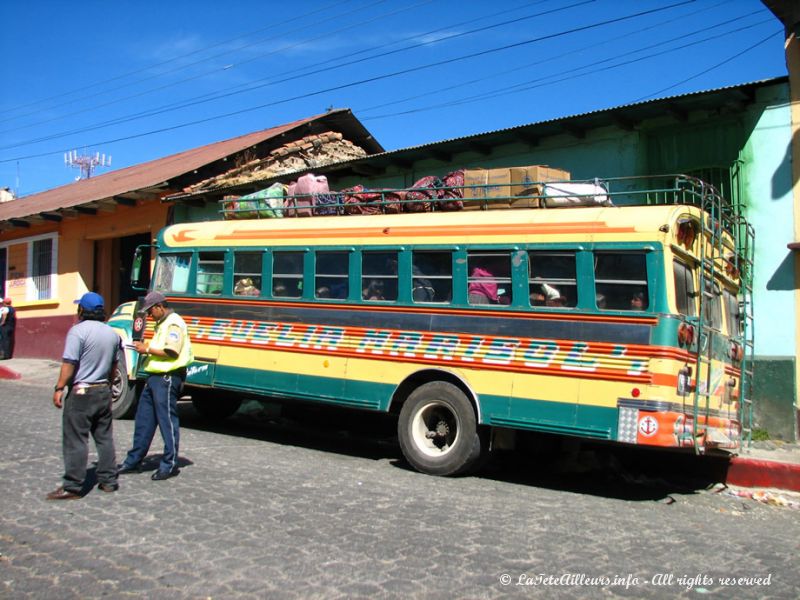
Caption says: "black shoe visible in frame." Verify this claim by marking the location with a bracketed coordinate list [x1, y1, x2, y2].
[98, 482, 119, 493]
[151, 468, 180, 481]
[117, 463, 141, 475]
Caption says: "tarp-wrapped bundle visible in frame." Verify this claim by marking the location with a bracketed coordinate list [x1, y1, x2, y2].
[542, 181, 611, 208]
[221, 183, 286, 219]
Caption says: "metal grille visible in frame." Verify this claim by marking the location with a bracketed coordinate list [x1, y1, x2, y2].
[32, 238, 53, 300]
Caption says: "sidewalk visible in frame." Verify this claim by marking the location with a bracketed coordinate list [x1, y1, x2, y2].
[1, 357, 798, 492]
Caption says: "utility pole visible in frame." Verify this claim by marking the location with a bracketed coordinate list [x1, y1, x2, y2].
[64, 149, 112, 179]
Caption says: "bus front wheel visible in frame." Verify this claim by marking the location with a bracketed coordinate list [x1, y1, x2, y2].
[111, 356, 138, 419]
[398, 381, 485, 476]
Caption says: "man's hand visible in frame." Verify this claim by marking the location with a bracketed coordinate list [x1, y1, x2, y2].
[53, 389, 64, 409]
[133, 341, 148, 354]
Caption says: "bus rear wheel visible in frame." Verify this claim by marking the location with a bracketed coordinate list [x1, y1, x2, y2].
[191, 392, 242, 421]
[398, 381, 485, 476]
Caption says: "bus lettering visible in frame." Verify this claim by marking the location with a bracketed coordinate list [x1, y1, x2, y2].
[483, 338, 520, 365]
[357, 330, 392, 354]
[423, 335, 460, 360]
[522, 340, 559, 367]
[389, 332, 424, 357]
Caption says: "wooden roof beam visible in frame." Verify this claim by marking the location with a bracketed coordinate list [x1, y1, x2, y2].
[562, 124, 586, 139]
[10, 218, 30, 228]
[351, 163, 384, 176]
[114, 195, 137, 207]
[75, 206, 98, 215]
[666, 104, 689, 123]
[40, 212, 63, 222]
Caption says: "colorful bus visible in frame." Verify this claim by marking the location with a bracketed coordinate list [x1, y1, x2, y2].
[116, 175, 754, 476]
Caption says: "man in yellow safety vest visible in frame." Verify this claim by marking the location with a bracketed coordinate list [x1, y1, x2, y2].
[118, 291, 193, 481]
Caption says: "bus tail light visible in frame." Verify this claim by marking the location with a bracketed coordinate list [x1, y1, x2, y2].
[678, 323, 695, 346]
[729, 342, 744, 363]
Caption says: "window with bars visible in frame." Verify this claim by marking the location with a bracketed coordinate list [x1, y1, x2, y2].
[31, 238, 54, 300]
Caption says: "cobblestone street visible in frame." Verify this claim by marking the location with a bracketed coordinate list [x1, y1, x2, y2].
[1, 377, 799, 599]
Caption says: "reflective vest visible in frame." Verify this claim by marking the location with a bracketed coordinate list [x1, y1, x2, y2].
[143, 311, 193, 374]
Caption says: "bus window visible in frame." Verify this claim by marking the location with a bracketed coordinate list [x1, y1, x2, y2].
[197, 252, 224, 296]
[362, 251, 398, 302]
[723, 288, 741, 337]
[703, 277, 723, 331]
[413, 250, 451, 304]
[273, 251, 303, 298]
[315, 251, 349, 299]
[528, 251, 576, 308]
[152, 253, 191, 294]
[594, 252, 649, 311]
[673, 260, 697, 317]
[233, 252, 262, 297]
[467, 250, 511, 305]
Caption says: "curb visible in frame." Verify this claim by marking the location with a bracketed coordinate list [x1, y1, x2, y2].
[726, 457, 800, 493]
[0, 364, 22, 380]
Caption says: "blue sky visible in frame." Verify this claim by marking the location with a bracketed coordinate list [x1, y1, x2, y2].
[0, 0, 787, 196]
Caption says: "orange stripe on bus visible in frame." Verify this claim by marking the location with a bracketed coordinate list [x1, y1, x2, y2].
[208, 222, 636, 241]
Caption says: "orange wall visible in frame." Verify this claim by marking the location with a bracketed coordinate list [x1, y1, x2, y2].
[1, 199, 168, 358]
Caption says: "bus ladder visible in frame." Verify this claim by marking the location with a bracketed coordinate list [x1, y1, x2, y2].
[736, 216, 756, 449]
[691, 182, 730, 453]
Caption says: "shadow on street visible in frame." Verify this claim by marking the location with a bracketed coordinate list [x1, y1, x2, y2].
[173, 399, 731, 503]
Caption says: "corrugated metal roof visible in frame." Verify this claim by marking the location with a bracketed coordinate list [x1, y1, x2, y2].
[168, 76, 788, 202]
[0, 109, 382, 223]
[360, 76, 789, 157]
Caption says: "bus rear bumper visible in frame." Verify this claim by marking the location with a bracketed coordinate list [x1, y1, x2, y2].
[617, 400, 740, 450]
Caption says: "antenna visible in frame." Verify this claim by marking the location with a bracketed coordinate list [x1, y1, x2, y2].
[64, 149, 112, 179]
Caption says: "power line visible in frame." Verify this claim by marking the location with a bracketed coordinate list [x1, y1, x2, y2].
[0, 0, 550, 141]
[0, 0, 693, 162]
[0, 0, 400, 132]
[361, 21, 780, 121]
[634, 30, 780, 101]
[0, 0, 361, 120]
[356, 0, 746, 114]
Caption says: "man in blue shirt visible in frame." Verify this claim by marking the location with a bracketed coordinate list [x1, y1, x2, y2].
[47, 292, 122, 500]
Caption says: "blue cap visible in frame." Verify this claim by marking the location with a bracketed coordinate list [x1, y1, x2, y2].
[74, 292, 105, 311]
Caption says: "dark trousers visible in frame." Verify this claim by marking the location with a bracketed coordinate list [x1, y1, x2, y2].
[0, 327, 12, 359]
[123, 372, 183, 473]
[62, 386, 117, 492]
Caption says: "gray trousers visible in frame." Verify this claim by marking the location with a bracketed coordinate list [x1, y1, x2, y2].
[62, 386, 117, 492]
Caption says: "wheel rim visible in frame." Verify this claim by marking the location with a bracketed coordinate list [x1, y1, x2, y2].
[410, 400, 460, 458]
[110, 366, 124, 407]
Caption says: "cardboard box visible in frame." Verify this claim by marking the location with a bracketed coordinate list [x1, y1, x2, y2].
[462, 165, 570, 210]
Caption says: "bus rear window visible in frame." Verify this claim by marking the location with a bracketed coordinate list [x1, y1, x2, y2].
[529, 251, 576, 308]
[152, 253, 191, 294]
[273, 252, 303, 298]
[723, 288, 741, 337]
[595, 252, 649, 311]
[673, 260, 697, 317]
[703, 277, 723, 331]
[197, 252, 224, 296]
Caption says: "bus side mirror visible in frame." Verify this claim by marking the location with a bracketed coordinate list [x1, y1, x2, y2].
[130, 245, 152, 291]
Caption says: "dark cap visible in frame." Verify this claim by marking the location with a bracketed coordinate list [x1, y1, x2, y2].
[74, 292, 104, 311]
[140, 291, 167, 312]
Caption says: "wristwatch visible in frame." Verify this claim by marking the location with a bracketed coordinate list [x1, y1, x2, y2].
[54, 385, 64, 392]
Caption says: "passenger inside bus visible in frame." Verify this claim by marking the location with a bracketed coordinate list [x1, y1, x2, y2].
[630, 291, 647, 310]
[363, 279, 385, 301]
[234, 277, 260, 296]
[468, 267, 498, 304]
